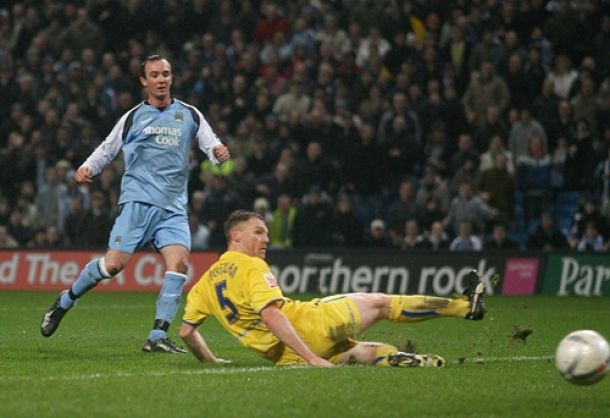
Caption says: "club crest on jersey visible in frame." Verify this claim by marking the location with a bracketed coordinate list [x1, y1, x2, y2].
[174, 111, 184, 122]
[264, 272, 278, 288]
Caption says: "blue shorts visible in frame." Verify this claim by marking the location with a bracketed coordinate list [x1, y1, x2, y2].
[108, 202, 190, 254]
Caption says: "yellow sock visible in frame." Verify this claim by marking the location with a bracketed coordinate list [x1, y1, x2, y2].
[389, 295, 470, 322]
[371, 343, 400, 367]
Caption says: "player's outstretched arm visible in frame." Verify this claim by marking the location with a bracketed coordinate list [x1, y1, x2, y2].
[193, 105, 230, 164]
[79, 111, 128, 177]
[179, 322, 230, 364]
[260, 304, 334, 368]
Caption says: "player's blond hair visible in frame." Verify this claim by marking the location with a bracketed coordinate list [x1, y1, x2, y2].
[224, 210, 264, 241]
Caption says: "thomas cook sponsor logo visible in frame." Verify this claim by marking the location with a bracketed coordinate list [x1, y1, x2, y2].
[144, 126, 182, 136]
[144, 126, 182, 146]
[155, 136, 181, 146]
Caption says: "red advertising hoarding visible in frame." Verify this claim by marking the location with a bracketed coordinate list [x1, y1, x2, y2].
[0, 250, 220, 292]
[2, 249, 560, 296]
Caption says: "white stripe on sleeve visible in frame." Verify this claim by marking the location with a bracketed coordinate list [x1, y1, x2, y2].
[81, 112, 129, 176]
[193, 106, 222, 165]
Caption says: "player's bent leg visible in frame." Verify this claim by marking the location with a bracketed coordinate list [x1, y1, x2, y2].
[104, 249, 132, 275]
[40, 253, 124, 337]
[333, 342, 397, 366]
[334, 342, 445, 368]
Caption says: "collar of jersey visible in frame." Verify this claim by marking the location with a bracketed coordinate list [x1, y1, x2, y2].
[144, 98, 175, 112]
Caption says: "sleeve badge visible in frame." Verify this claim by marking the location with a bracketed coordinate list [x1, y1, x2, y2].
[264, 272, 278, 288]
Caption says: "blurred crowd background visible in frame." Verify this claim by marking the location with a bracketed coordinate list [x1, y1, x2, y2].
[1, 0, 609, 252]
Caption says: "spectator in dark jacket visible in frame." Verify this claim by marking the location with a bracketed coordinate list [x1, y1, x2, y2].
[485, 222, 519, 250]
[569, 197, 609, 240]
[417, 196, 446, 234]
[416, 221, 450, 251]
[564, 119, 597, 191]
[295, 141, 336, 196]
[6, 208, 32, 247]
[575, 221, 606, 251]
[75, 191, 112, 247]
[473, 105, 510, 152]
[255, 162, 296, 206]
[505, 54, 534, 111]
[293, 185, 333, 248]
[527, 212, 569, 250]
[387, 179, 418, 246]
[363, 218, 392, 248]
[331, 195, 364, 248]
[516, 135, 552, 228]
[341, 122, 385, 198]
[203, 174, 243, 249]
[478, 153, 516, 223]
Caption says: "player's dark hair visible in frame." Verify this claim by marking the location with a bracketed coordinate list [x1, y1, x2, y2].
[140, 54, 170, 77]
[224, 210, 264, 240]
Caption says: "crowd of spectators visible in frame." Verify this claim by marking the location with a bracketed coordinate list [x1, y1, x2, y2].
[1, 0, 609, 252]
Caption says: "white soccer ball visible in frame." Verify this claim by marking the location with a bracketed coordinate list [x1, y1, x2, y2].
[555, 330, 610, 386]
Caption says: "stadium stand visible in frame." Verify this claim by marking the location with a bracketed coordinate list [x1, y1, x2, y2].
[0, 0, 609, 251]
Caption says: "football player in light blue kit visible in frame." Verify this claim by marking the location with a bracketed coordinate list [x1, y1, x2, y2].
[41, 55, 230, 353]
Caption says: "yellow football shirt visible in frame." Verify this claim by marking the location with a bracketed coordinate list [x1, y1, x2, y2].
[183, 250, 286, 360]
[184, 250, 362, 363]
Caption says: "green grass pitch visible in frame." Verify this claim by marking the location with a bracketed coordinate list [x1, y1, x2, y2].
[1, 292, 609, 418]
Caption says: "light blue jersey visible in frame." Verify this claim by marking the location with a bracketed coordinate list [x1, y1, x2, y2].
[82, 99, 221, 214]
[49, 80, 223, 345]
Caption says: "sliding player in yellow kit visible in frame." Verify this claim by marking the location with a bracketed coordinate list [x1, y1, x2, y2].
[179, 210, 486, 368]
